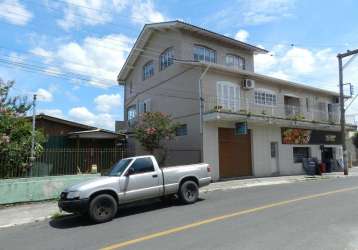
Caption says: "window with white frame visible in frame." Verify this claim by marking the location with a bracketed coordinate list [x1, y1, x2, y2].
[127, 105, 137, 121]
[225, 54, 245, 70]
[143, 61, 154, 80]
[216, 81, 240, 111]
[129, 81, 133, 95]
[143, 99, 151, 113]
[193, 45, 216, 63]
[254, 89, 277, 106]
[138, 99, 151, 113]
[160, 47, 174, 70]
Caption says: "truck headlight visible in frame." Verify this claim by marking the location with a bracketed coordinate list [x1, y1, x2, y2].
[66, 191, 80, 199]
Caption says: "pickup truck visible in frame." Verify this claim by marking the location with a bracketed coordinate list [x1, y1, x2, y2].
[58, 155, 211, 223]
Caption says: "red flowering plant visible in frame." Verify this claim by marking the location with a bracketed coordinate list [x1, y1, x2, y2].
[134, 112, 178, 165]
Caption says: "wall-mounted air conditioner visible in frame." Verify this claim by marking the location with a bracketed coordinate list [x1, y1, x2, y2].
[243, 79, 255, 89]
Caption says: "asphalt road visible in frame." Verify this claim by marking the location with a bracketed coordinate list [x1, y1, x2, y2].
[2, 177, 358, 250]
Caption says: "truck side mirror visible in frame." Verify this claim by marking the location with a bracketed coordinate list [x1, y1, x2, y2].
[126, 167, 135, 176]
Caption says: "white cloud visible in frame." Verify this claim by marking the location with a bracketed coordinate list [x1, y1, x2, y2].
[57, 0, 128, 30]
[36, 88, 53, 102]
[55, 34, 133, 87]
[30, 47, 53, 63]
[0, 0, 33, 26]
[207, 0, 295, 28]
[254, 45, 339, 91]
[56, 0, 166, 29]
[235, 29, 249, 42]
[68, 106, 117, 130]
[131, 0, 166, 25]
[282, 47, 315, 74]
[68, 106, 95, 124]
[37, 109, 64, 118]
[94, 94, 121, 112]
[241, 0, 296, 25]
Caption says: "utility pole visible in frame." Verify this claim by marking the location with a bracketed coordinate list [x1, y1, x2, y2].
[337, 49, 358, 175]
[30, 94, 37, 174]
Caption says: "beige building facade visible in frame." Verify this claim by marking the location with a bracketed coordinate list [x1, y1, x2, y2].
[118, 21, 355, 181]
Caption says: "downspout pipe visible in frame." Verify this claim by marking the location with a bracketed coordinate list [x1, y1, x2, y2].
[199, 64, 211, 162]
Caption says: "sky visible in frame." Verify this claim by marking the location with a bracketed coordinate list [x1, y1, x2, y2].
[0, 0, 358, 131]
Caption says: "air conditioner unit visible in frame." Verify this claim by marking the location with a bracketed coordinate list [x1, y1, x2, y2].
[243, 79, 255, 89]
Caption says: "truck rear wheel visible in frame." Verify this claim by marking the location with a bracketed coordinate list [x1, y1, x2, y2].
[179, 180, 199, 204]
[89, 194, 118, 223]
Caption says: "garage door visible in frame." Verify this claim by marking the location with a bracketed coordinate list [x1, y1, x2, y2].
[219, 128, 252, 178]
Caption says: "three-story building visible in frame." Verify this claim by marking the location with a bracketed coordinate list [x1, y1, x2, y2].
[117, 20, 355, 181]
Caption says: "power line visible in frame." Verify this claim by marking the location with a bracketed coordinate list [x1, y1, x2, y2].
[0, 51, 203, 97]
[0, 45, 210, 97]
[0, 56, 203, 101]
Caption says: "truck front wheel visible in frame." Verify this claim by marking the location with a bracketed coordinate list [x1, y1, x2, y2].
[89, 194, 118, 223]
[179, 181, 199, 204]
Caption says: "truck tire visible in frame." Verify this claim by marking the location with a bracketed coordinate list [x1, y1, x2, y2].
[89, 194, 118, 223]
[179, 180, 199, 204]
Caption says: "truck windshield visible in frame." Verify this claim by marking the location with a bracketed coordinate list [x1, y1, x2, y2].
[107, 159, 132, 176]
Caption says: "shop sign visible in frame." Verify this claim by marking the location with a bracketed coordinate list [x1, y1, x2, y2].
[281, 128, 341, 145]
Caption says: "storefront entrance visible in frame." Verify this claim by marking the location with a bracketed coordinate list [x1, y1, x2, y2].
[322, 147, 334, 172]
[218, 128, 252, 178]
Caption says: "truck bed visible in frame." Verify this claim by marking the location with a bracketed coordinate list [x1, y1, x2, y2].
[161, 163, 211, 195]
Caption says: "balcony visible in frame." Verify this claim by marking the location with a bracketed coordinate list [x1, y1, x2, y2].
[203, 96, 341, 126]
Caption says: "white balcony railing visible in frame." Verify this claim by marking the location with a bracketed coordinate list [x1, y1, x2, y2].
[204, 96, 341, 124]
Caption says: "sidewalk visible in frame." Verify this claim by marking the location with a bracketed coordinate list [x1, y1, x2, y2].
[0, 201, 59, 229]
[1, 169, 356, 229]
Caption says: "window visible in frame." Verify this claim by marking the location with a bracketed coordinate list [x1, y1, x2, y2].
[127, 105, 137, 121]
[107, 159, 132, 176]
[128, 81, 133, 95]
[193, 45, 216, 63]
[160, 47, 174, 70]
[143, 61, 154, 80]
[293, 147, 310, 163]
[216, 81, 240, 112]
[254, 89, 277, 106]
[139, 99, 151, 113]
[176, 124, 188, 136]
[226, 54, 245, 70]
[305, 97, 310, 112]
[270, 142, 277, 158]
[130, 158, 155, 174]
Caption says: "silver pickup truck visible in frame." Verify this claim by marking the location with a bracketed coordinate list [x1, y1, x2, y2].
[58, 155, 211, 223]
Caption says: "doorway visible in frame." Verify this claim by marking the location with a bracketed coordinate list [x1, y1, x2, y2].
[270, 142, 279, 175]
[218, 128, 252, 178]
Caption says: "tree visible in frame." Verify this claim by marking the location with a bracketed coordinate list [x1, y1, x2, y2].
[0, 79, 31, 115]
[0, 79, 45, 178]
[134, 112, 178, 165]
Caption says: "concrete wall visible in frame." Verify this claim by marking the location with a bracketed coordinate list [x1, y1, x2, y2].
[0, 175, 99, 204]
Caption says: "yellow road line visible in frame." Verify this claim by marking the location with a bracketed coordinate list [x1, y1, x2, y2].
[101, 186, 358, 250]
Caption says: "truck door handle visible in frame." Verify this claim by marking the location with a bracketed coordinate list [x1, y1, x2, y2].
[152, 174, 158, 178]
